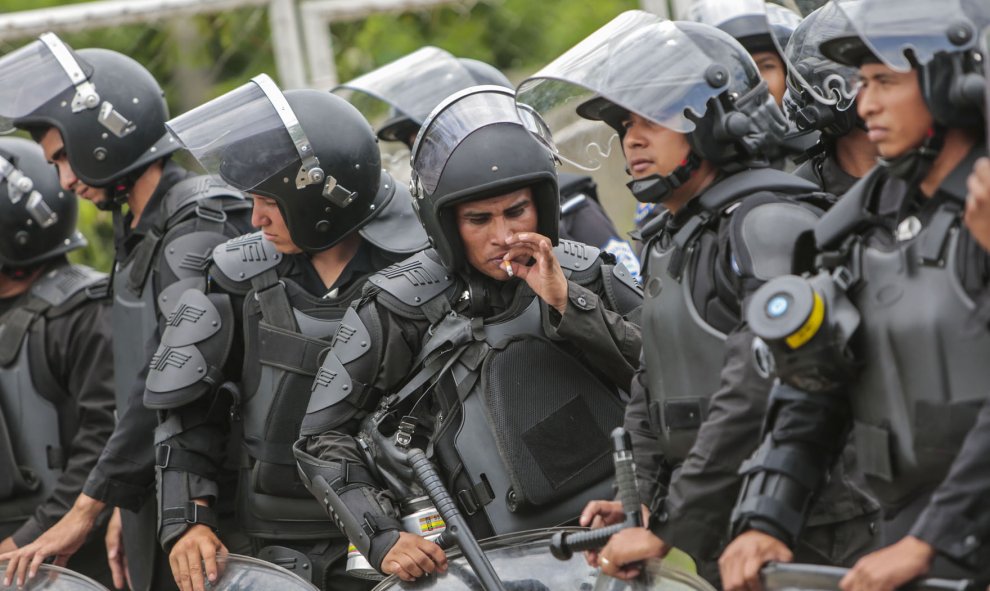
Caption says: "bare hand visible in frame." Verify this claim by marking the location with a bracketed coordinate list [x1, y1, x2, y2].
[0, 494, 103, 587]
[0, 538, 16, 555]
[503, 232, 569, 314]
[381, 532, 448, 582]
[169, 525, 227, 591]
[579, 500, 651, 566]
[965, 157, 990, 252]
[105, 508, 130, 590]
[597, 527, 669, 580]
[719, 530, 793, 591]
[839, 536, 934, 591]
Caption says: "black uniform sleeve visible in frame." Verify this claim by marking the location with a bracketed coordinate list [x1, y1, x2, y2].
[549, 280, 642, 391]
[81, 330, 160, 511]
[297, 300, 427, 570]
[12, 299, 116, 546]
[624, 357, 667, 506]
[909, 396, 990, 571]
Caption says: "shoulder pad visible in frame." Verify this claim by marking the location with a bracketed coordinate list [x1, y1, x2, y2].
[699, 168, 820, 214]
[306, 351, 352, 414]
[211, 232, 284, 284]
[814, 167, 884, 251]
[158, 276, 208, 318]
[330, 307, 372, 365]
[162, 175, 246, 222]
[31, 265, 108, 309]
[554, 240, 601, 273]
[367, 249, 452, 307]
[729, 198, 821, 282]
[358, 174, 430, 256]
[144, 289, 235, 409]
[163, 230, 231, 281]
[600, 262, 643, 317]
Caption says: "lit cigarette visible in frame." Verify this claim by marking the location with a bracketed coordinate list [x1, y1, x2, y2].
[502, 260, 514, 277]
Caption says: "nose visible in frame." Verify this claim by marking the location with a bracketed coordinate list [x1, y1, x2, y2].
[491, 213, 511, 244]
[251, 201, 270, 229]
[56, 161, 77, 192]
[623, 124, 646, 153]
[857, 85, 878, 121]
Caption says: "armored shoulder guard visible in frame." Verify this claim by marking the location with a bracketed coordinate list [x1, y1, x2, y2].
[358, 172, 430, 257]
[555, 240, 601, 274]
[813, 167, 885, 252]
[32, 264, 109, 316]
[599, 261, 643, 316]
[208, 232, 284, 294]
[144, 289, 236, 409]
[729, 196, 822, 283]
[366, 249, 454, 311]
[162, 175, 248, 224]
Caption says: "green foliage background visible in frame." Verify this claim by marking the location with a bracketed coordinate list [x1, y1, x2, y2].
[1, 0, 650, 271]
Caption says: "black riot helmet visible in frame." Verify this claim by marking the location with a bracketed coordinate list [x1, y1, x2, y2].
[821, 0, 987, 130]
[781, 3, 861, 137]
[687, 0, 802, 56]
[167, 74, 386, 254]
[333, 47, 512, 147]
[0, 136, 86, 273]
[410, 86, 559, 272]
[0, 33, 178, 191]
[517, 12, 787, 204]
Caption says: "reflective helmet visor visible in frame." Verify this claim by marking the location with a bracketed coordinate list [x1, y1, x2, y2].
[333, 47, 479, 129]
[166, 75, 307, 192]
[835, 0, 987, 71]
[412, 86, 553, 195]
[0, 34, 95, 130]
[516, 11, 755, 169]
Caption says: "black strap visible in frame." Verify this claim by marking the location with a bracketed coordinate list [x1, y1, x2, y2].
[155, 444, 219, 478]
[161, 502, 220, 532]
[257, 323, 329, 376]
[127, 228, 162, 294]
[251, 269, 297, 331]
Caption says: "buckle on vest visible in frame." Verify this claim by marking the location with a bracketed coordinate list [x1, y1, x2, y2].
[155, 445, 172, 469]
[195, 203, 228, 224]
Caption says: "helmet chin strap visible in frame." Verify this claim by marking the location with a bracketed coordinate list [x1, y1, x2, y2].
[625, 151, 701, 204]
[877, 124, 945, 186]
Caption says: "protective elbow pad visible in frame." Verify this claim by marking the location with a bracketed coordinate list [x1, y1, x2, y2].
[293, 440, 401, 570]
[144, 289, 235, 409]
[730, 432, 826, 547]
[600, 262, 643, 316]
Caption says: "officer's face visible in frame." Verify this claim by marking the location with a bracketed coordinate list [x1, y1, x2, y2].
[251, 194, 302, 254]
[752, 50, 786, 107]
[39, 127, 109, 205]
[622, 113, 692, 181]
[455, 187, 539, 281]
[857, 63, 933, 159]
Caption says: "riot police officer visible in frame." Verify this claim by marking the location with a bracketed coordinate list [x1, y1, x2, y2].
[294, 85, 642, 582]
[334, 46, 641, 279]
[720, 1, 990, 589]
[780, 3, 878, 195]
[516, 11, 875, 583]
[0, 34, 253, 590]
[146, 75, 428, 591]
[0, 137, 115, 586]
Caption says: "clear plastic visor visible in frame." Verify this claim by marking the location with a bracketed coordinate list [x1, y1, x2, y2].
[204, 554, 318, 591]
[412, 87, 534, 194]
[684, 0, 766, 26]
[516, 11, 731, 170]
[0, 563, 109, 591]
[776, 1, 859, 110]
[0, 39, 77, 128]
[333, 46, 479, 129]
[836, 0, 982, 71]
[165, 78, 298, 191]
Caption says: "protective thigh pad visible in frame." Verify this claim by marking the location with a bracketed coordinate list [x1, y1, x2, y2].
[144, 289, 235, 409]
